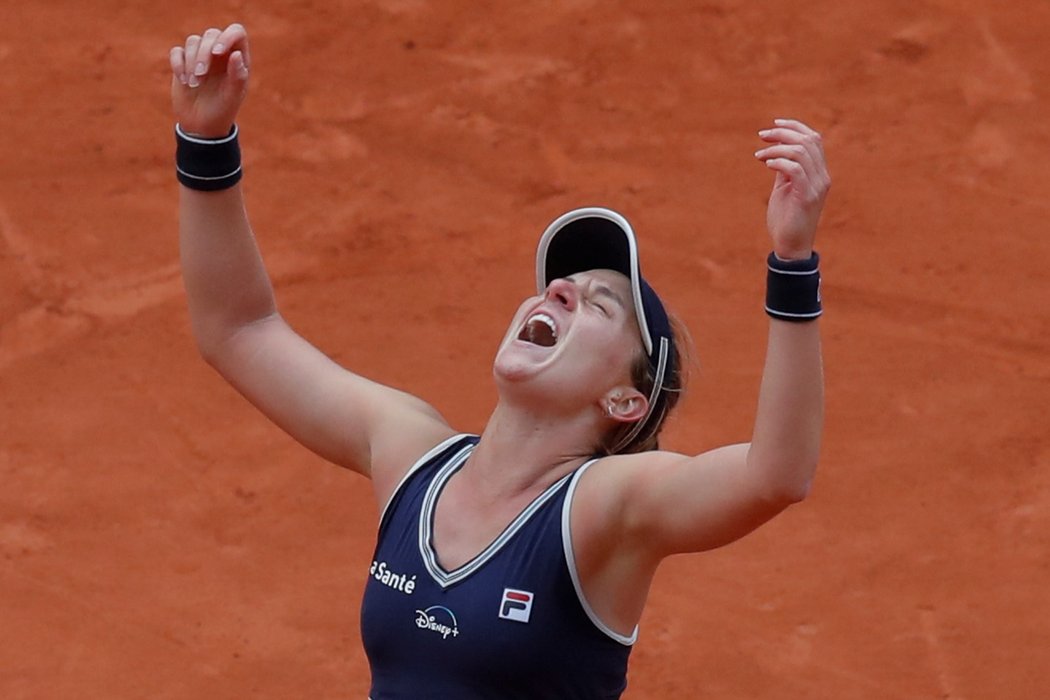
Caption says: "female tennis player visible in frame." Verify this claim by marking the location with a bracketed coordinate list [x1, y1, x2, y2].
[170, 23, 829, 699]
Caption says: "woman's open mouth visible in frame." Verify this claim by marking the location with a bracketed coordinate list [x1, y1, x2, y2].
[517, 312, 558, 347]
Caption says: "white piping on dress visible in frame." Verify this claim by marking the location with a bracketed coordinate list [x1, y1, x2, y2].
[377, 433, 474, 525]
[561, 460, 639, 646]
[419, 449, 573, 589]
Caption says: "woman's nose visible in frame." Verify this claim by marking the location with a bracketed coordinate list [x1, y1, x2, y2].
[545, 278, 578, 310]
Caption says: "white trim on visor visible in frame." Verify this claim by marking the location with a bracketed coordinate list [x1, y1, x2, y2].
[535, 207, 653, 357]
[611, 335, 669, 453]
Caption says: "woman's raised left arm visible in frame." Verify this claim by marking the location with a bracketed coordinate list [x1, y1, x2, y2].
[584, 119, 830, 557]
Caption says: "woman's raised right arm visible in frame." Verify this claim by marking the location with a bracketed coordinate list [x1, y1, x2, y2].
[169, 24, 455, 488]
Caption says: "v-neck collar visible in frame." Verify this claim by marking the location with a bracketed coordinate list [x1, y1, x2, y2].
[418, 443, 573, 589]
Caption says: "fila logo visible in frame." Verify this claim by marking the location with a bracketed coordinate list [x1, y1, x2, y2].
[499, 588, 534, 623]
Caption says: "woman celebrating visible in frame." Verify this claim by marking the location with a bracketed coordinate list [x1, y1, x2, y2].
[170, 22, 829, 699]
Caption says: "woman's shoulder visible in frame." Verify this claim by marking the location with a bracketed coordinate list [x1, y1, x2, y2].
[368, 421, 467, 507]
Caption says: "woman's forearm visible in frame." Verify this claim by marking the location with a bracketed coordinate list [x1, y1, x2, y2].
[178, 185, 277, 357]
[746, 318, 824, 502]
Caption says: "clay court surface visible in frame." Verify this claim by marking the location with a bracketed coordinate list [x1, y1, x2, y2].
[1, 1, 1048, 697]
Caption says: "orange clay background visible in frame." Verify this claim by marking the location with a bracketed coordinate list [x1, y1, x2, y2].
[1, 1, 1048, 698]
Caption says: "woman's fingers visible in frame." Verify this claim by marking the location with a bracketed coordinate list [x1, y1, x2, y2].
[227, 50, 250, 81]
[213, 23, 250, 68]
[755, 143, 816, 173]
[177, 24, 247, 88]
[758, 121, 827, 177]
[755, 144, 820, 199]
[182, 34, 200, 86]
[758, 126, 824, 160]
[192, 28, 223, 77]
[169, 46, 186, 85]
[756, 120, 829, 192]
[771, 118, 820, 138]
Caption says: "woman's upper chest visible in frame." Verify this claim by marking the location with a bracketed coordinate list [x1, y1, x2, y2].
[430, 476, 543, 572]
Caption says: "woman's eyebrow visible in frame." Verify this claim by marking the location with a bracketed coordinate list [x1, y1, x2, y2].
[564, 275, 627, 309]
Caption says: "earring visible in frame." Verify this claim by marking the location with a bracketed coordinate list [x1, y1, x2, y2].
[604, 404, 614, 418]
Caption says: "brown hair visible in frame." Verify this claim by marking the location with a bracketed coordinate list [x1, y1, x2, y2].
[595, 314, 692, 456]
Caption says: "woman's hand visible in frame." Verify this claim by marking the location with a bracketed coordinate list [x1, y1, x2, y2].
[754, 119, 831, 260]
[169, 23, 251, 138]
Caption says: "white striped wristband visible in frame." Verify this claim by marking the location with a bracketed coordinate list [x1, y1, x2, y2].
[765, 251, 822, 321]
[175, 123, 242, 191]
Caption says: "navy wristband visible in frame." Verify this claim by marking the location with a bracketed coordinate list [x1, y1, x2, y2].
[175, 123, 242, 191]
[765, 251, 822, 321]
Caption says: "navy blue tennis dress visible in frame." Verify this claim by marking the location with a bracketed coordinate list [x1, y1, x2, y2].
[360, 434, 634, 699]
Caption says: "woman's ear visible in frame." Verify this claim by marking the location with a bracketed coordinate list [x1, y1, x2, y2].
[600, 386, 649, 423]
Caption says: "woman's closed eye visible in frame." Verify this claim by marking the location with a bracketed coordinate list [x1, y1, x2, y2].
[586, 297, 610, 316]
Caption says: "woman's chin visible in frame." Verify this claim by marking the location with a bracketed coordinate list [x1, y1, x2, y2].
[492, 356, 535, 384]
[494, 341, 545, 380]
[492, 352, 562, 398]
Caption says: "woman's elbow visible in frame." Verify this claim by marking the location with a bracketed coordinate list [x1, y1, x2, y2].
[761, 460, 817, 506]
[781, 477, 813, 504]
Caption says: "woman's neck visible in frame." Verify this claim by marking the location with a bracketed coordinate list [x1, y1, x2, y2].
[464, 400, 600, 498]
